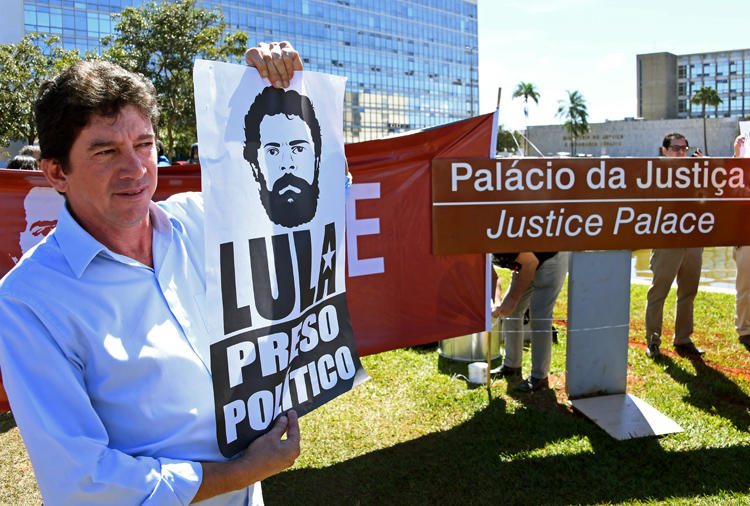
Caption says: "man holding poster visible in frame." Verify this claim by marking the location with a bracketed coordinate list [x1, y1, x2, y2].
[0, 42, 312, 505]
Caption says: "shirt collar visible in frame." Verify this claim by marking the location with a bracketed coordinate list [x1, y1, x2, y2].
[55, 201, 171, 279]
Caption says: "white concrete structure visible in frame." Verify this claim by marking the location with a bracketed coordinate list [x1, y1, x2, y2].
[527, 117, 739, 157]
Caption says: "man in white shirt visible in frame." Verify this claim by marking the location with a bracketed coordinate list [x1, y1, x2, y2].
[0, 41, 302, 505]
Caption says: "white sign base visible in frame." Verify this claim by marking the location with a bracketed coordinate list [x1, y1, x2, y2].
[566, 251, 682, 439]
[571, 394, 683, 440]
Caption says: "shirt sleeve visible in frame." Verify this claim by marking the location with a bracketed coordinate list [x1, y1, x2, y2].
[0, 295, 203, 505]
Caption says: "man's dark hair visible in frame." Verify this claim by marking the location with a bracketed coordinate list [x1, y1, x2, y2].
[242, 87, 321, 178]
[7, 155, 38, 171]
[156, 139, 165, 158]
[35, 60, 159, 172]
[662, 132, 688, 149]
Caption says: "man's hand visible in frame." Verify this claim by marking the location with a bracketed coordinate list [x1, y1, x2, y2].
[491, 277, 503, 319]
[734, 135, 745, 158]
[193, 410, 300, 503]
[236, 410, 301, 481]
[245, 41, 303, 89]
[492, 295, 520, 319]
[491, 252, 539, 320]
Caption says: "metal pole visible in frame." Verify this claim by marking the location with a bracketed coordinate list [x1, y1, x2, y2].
[485, 330, 491, 393]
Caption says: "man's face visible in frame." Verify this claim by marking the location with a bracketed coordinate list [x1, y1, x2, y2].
[663, 138, 689, 157]
[48, 104, 157, 237]
[254, 113, 319, 227]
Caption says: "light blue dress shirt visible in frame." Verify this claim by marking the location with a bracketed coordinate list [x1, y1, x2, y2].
[0, 192, 261, 505]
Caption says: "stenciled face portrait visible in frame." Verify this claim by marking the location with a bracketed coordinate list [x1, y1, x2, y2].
[20, 187, 64, 256]
[254, 113, 319, 227]
[244, 87, 322, 229]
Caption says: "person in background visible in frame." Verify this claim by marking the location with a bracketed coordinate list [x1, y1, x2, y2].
[0, 41, 303, 505]
[644, 133, 705, 358]
[189, 142, 200, 164]
[6, 155, 38, 171]
[491, 251, 568, 392]
[156, 139, 171, 167]
[18, 144, 41, 162]
[733, 135, 750, 349]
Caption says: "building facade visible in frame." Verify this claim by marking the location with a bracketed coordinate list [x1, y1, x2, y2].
[638, 49, 750, 121]
[4, 0, 478, 143]
[527, 117, 738, 158]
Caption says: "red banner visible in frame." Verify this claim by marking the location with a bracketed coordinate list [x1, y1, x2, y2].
[344, 114, 493, 355]
[0, 115, 493, 411]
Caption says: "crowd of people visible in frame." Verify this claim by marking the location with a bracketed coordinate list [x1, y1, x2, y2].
[0, 38, 747, 504]
[5, 144, 41, 170]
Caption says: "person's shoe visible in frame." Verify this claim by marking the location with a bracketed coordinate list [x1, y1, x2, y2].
[646, 341, 660, 358]
[674, 341, 705, 356]
[739, 334, 750, 346]
[491, 364, 522, 378]
[646, 333, 661, 359]
[515, 375, 549, 392]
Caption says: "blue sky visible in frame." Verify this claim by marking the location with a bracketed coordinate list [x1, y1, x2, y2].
[477, 0, 749, 131]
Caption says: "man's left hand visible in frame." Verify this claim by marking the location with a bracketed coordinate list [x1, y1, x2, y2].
[245, 41, 303, 89]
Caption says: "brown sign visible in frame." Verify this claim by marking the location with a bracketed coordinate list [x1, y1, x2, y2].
[432, 157, 750, 254]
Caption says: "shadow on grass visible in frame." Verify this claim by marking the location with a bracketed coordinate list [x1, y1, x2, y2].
[659, 355, 750, 431]
[0, 411, 17, 434]
[264, 398, 750, 505]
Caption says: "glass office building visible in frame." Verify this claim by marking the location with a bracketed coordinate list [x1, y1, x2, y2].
[676, 50, 750, 119]
[16, 0, 478, 142]
[637, 49, 750, 121]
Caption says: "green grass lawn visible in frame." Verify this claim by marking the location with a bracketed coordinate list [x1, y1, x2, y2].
[2, 279, 750, 504]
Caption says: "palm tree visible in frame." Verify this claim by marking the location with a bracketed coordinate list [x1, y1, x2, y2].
[556, 90, 589, 155]
[691, 86, 723, 155]
[512, 82, 540, 155]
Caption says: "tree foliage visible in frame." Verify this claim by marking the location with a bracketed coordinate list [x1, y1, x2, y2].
[101, 0, 248, 159]
[512, 82, 540, 120]
[556, 90, 589, 155]
[0, 33, 81, 151]
[512, 81, 540, 154]
[496, 126, 522, 154]
[691, 86, 722, 155]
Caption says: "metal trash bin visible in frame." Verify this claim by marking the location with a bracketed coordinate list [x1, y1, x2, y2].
[438, 325, 502, 362]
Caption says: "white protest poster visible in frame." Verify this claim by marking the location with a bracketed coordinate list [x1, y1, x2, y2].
[194, 60, 368, 457]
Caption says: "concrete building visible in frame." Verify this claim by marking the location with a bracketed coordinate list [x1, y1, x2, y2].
[637, 52, 677, 120]
[527, 117, 738, 158]
[0, 0, 478, 144]
[638, 48, 750, 121]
